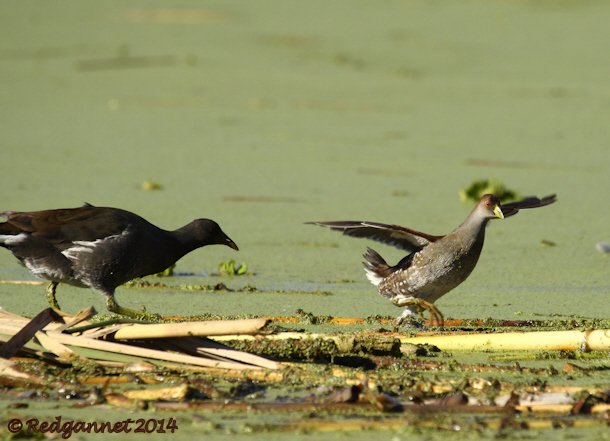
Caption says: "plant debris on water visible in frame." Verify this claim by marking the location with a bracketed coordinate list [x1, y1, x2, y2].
[0, 308, 609, 439]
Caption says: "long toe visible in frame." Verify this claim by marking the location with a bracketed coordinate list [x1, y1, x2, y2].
[110, 304, 160, 321]
[428, 309, 444, 327]
[105, 296, 159, 320]
[423, 302, 445, 327]
[395, 298, 444, 328]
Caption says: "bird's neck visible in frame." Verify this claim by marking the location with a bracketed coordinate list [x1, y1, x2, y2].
[453, 211, 489, 248]
[170, 225, 206, 253]
[461, 211, 489, 230]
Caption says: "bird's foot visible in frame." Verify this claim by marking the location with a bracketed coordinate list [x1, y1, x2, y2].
[393, 297, 444, 327]
[105, 296, 161, 321]
[46, 282, 61, 310]
[414, 299, 444, 327]
[394, 313, 426, 330]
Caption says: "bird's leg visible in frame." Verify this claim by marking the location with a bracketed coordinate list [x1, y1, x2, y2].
[46, 282, 60, 310]
[391, 295, 423, 328]
[105, 293, 159, 320]
[392, 295, 444, 327]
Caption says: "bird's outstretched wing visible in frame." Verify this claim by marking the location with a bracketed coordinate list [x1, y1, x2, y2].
[305, 220, 443, 252]
[500, 194, 557, 218]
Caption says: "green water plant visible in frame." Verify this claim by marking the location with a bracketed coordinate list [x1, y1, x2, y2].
[141, 180, 162, 191]
[459, 179, 518, 203]
[155, 263, 175, 277]
[218, 259, 248, 276]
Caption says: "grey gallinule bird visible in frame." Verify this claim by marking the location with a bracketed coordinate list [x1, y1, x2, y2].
[0, 206, 238, 318]
[307, 194, 556, 326]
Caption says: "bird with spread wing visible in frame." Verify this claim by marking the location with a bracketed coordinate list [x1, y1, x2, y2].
[307, 194, 556, 326]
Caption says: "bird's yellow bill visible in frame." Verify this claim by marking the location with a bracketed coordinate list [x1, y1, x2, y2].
[493, 205, 504, 219]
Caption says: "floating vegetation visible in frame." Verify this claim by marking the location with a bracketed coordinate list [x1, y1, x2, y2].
[141, 179, 162, 191]
[295, 308, 334, 325]
[154, 263, 175, 277]
[123, 280, 333, 297]
[76, 46, 177, 72]
[356, 167, 409, 177]
[222, 195, 302, 203]
[218, 259, 248, 276]
[258, 34, 316, 48]
[124, 279, 256, 292]
[294, 241, 339, 248]
[2, 308, 610, 438]
[333, 52, 366, 70]
[391, 190, 410, 197]
[459, 179, 518, 203]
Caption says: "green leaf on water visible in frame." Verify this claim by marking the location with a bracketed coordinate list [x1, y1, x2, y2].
[141, 180, 163, 191]
[459, 179, 518, 203]
[218, 260, 248, 276]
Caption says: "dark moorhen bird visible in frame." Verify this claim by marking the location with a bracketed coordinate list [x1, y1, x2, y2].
[0, 205, 238, 318]
[307, 194, 556, 326]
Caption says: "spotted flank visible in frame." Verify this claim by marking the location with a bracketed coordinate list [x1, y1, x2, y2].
[381, 269, 410, 294]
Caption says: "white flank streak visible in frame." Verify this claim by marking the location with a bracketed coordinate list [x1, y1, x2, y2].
[61, 233, 123, 261]
[364, 267, 383, 286]
[23, 259, 64, 280]
[0, 233, 28, 246]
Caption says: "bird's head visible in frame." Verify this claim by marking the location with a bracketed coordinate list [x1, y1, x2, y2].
[187, 219, 239, 250]
[479, 194, 504, 220]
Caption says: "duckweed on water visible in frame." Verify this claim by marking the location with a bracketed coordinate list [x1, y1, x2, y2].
[124, 279, 257, 292]
[295, 308, 334, 325]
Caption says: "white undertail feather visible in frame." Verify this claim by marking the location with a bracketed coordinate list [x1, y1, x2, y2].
[362, 247, 391, 287]
[364, 267, 383, 286]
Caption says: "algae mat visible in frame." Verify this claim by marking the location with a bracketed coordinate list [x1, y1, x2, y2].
[1, 0, 610, 439]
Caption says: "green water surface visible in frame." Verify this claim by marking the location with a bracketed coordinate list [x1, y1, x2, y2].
[1, 1, 610, 439]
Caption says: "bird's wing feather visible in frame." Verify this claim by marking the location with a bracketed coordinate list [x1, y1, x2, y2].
[2, 208, 132, 246]
[500, 194, 557, 218]
[306, 220, 443, 252]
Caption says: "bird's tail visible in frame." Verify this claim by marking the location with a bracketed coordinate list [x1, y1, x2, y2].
[362, 247, 393, 286]
[0, 214, 13, 239]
